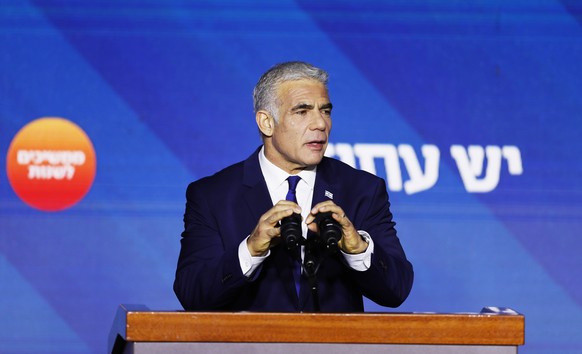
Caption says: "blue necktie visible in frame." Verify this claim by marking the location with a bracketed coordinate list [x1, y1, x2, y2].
[286, 176, 302, 296]
[285, 176, 301, 204]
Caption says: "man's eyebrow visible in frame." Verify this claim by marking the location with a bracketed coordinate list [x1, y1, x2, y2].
[320, 102, 333, 110]
[291, 103, 314, 111]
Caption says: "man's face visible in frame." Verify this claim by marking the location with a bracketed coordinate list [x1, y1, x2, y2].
[265, 78, 332, 174]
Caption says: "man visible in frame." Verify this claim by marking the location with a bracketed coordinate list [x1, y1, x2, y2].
[174, 61, 413, 312]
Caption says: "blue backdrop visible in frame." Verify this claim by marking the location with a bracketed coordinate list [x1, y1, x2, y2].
[1, 1, 581, 353]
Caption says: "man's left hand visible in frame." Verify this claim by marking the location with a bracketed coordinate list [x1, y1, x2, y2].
[306, 201, 368, 254]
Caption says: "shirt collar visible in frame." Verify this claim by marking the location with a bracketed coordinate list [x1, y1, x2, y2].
[258, 146, 317, 190]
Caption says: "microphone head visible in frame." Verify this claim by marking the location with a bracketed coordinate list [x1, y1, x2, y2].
[314, 212, 342, 251]
[281, 212, 302, 251]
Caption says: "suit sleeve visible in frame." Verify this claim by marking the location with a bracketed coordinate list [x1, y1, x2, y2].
[350, 178, 414, 307]
[173, 181, 250, 311]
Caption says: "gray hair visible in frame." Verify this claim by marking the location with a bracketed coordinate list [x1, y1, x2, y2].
[253, 61, 329, 122]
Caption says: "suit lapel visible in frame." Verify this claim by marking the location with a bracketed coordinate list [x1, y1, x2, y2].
[312, 157, 338, 207]
[241, 147, 300, 305]
[242, 148, 272, 223]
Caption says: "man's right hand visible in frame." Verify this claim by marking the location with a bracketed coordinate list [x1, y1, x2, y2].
[247, 200, 302, 257]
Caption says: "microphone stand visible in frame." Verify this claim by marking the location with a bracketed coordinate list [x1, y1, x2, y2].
[285, 222, 340, 313]
[302, 237, 338, 313]
[303, 237, 320, 312]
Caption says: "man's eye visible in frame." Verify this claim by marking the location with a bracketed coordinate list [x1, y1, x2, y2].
[322, 109, 331, 116]
[297, 110, 308, 115]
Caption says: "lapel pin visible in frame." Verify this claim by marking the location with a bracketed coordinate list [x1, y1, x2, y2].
[324, 190, 334, 199]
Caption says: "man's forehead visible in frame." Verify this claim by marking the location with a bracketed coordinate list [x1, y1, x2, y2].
[277, 79, 330, 103]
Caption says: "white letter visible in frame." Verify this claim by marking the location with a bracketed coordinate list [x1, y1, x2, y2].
[451, 145, 502, 193]
[66, 165, 76, 179]
[17, 150, 32, 165]
[354, 144, 402, 191]
[398, 144, 440, 194]
[502, 146, 523, 175]
[326, 143, 356, 167]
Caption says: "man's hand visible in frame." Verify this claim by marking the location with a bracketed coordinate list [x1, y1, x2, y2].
[306, 201, 368, 254]
[247, 200, 302, 257]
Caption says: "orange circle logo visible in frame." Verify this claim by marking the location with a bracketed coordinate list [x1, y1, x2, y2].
[6, 117, 97, 212]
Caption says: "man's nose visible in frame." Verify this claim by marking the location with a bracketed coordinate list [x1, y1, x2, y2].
[311, 111, 328, 130]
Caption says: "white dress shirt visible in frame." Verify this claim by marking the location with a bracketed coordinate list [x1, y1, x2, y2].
[239, 147, 374, 276]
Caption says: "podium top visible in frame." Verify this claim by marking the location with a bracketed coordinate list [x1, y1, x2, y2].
[109, 304, 524, 353]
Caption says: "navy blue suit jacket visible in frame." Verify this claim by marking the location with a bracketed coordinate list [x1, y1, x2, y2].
[174, 147, 413, 312]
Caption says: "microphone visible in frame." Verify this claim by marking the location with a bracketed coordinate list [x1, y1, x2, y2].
[314, 212, 342, 252]
[280, 212, 302, 251]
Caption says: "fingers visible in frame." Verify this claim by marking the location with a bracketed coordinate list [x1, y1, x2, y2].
[306, 201, 366, 253]
[261, 201, 301, 225]
[248, 201, 302, 256]
[306, 200, 349, 227]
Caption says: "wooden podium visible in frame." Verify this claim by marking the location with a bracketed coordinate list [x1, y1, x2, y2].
[109, 304, 524, 354]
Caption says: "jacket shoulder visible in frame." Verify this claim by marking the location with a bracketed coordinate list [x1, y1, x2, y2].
[187, 160, 245, 193]
[321, 156, 383, 184]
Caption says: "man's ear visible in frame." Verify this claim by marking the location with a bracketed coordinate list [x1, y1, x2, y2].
[256, 110, 275, 137]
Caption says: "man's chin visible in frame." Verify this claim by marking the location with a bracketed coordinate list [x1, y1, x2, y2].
[303, 154, 325, 167]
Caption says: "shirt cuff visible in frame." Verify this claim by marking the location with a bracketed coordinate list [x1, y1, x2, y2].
[239, 236, 270, 277]
[342, 230, 374, 272]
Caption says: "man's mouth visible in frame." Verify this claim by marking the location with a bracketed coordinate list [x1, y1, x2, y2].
[306, 140, 327, 149]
